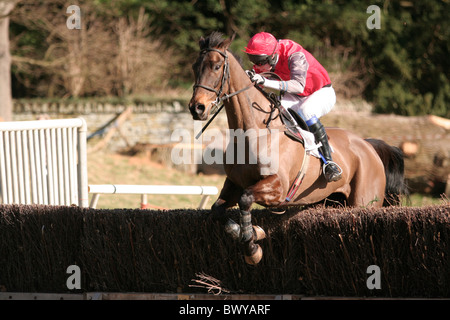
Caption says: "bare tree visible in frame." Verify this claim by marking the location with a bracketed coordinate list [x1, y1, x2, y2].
[11, 1, 114, 97]
[0, 0, 17, 121]
[10, 1, 179, 98]
[113, 7, 175, 96]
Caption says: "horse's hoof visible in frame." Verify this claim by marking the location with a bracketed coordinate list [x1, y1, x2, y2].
[224, 218, 241, 241]
[270, 207, 286, 214]
[244, 244, 263, 265]
[252, 225, 266, 241]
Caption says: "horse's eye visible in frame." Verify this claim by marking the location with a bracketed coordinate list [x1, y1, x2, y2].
[214, 64, 221, 71]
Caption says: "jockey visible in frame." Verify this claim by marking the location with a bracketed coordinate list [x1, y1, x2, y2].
[244, 32, 342, 182]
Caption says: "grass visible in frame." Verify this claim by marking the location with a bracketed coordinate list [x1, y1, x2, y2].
[404, 193, 446, 207]
[87, 151, 446, 210]
[87, 151, 225, 209]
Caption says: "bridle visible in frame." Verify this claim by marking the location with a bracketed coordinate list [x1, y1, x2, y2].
[193, 47, 282, 139]
[192, 47, 283, 139]
[193, 47, 253, 139]
[193, 48, 229, 100]
[193, 48, 252, 106]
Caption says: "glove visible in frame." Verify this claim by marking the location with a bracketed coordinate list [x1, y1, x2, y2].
[251, 73, 265, 85]
[245, 70, 281, 91]
[246, 70, 265, 85]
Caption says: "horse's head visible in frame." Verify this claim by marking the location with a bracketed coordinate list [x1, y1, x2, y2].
[189, 32, 235, 120]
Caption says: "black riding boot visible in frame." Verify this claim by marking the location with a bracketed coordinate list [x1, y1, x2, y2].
[308, 120, 342, 182]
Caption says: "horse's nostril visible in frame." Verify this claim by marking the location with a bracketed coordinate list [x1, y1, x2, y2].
[196, 104, 205, 114]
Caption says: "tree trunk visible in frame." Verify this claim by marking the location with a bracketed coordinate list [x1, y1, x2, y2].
[0, 1, 16, 121]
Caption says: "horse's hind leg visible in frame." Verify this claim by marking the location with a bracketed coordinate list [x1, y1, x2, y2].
[348, 160, 386, 208]
[238, 175, 284, 265]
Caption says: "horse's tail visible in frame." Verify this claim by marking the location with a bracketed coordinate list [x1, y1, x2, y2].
[365, 138, 409, 206]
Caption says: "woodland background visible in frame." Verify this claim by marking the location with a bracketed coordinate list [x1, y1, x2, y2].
[2, 0, 449, 118]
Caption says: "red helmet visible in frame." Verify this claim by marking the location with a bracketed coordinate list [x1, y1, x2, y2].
[244, 32, 278, 55]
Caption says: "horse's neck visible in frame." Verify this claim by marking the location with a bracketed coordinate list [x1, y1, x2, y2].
[224, 56, 276, 131]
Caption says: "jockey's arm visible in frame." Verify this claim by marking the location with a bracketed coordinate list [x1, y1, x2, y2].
[262, 52, 309, 94]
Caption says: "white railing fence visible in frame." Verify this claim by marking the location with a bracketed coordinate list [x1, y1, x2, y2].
[0, 118, 88, 207]
[1, 117, 218, 210]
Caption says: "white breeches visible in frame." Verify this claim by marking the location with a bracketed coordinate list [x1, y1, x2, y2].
[281, 86, 336, 122]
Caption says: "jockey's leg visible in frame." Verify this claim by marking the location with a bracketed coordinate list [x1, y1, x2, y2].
[288, 86, 342, 182]
[307, 116, 342, 182]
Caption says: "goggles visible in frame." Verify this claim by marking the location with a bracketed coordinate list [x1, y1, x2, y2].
[248, 54, 271, 66]
[247, 40, 278, 66]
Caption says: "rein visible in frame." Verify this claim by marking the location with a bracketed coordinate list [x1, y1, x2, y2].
[252, 85, 282, 131]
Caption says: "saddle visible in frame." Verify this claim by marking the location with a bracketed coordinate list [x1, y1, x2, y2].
[256, 72, 310, 143]
[279, 107, 309, 145]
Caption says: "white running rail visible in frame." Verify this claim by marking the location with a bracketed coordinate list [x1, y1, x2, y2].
[0, 118, 88, 207]
[88, 184, 218, 209]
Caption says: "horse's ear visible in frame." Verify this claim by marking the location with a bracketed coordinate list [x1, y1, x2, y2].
[220, 33, 236, 50]
[199, 36, 207, 49]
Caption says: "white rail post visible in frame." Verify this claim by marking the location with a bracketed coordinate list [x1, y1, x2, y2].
[141, 194, 148, 209]
[197, 195, 210, 209]
[77, 118, 89, 207]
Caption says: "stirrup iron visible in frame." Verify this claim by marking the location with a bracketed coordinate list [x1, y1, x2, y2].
[323, 161, 343, 179]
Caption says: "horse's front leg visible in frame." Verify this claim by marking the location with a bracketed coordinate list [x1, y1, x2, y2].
[211, 178, 243, 240]
[238, 175, 285, 265]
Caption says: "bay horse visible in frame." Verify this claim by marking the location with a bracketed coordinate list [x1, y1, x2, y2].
[188, 32, 407, 265]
